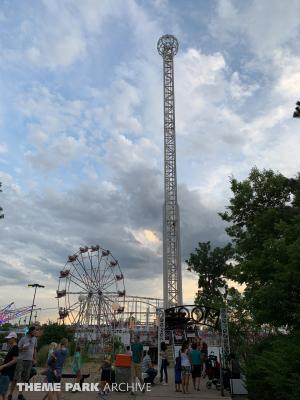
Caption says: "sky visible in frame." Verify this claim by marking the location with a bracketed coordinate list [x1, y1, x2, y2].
[1, 0, 300, 323]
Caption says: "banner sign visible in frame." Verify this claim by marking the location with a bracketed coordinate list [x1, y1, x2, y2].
[165, 305, 220, 330]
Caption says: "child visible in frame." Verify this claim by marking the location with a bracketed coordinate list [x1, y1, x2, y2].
[72, 346, 82, 391]
[42, 342, 58, 400]
[48, 342, 58, 360]
[125, 345, 132, 356]
[174, 352, 182, 392]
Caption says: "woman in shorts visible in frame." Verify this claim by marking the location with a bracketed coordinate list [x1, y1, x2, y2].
[190, 342, 202, 391]
[180, 344, 191, 394]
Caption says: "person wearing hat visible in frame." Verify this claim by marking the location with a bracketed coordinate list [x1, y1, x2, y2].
[13, 326, 37, 400]
[0, 332, 19, 400]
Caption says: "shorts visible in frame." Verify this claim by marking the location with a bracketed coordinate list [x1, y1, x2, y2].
[0, 375, 10, 395]
[14, 360, 33, 383]
[131, 363, 141, 379]
[192, 365, 202, 378]
[54, 370, 62, 383]
[101, 369, 111, 382]
[47, 369, 60, 384]
[181, 366, 191, 375]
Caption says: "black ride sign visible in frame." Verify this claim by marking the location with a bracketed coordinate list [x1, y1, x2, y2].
[165, 305, 220, 330]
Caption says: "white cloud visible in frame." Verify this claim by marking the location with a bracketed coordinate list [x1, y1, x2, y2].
[26, 33, 86, 68]
[229, 72, 259, 100]
[1, 0, 300, 320]
[273, 50, 300, 99]
[16, 85, 95, 171]
[212, 0, 300, 57]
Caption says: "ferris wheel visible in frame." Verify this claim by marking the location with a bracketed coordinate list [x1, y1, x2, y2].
[57, 245, 125, 340]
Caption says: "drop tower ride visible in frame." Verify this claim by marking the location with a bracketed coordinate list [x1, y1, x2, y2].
[157, 35, 183, 309]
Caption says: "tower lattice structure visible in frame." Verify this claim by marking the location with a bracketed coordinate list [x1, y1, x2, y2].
[157, 35, 183, 309]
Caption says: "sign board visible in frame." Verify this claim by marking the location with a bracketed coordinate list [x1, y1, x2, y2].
[165, 305, 220, 330]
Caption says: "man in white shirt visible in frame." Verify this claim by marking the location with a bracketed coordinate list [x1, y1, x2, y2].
[141, 351, 157, 384]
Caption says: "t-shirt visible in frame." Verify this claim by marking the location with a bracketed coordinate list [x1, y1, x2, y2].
[181, 351, 191, 367]
[54, 348, 68, 374]
[191, 350, 202, 366]
[18, 335, 37, 361]
[1, 344, 19, 380]
[131, 343, 143, 364]
[141, 355, 151, 372]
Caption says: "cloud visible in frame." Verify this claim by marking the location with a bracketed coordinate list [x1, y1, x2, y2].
[1, 0, 300, 323]
[211, 0, 300, 57]
[26, 33, 86, 68]
[16, 85, 95, 171]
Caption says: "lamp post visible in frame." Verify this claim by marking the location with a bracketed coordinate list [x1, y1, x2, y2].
[28, 283, 45, 326]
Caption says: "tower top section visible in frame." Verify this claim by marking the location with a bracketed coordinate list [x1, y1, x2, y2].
[157, 35, 179, 57]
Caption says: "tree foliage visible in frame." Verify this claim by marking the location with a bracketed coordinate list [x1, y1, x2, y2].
[185, 241, 234, 307]
[187, 167, 300, 398]
[219, 167, 300, 329]
[245, 330, 300, 400]
[38, 323, 74, 350]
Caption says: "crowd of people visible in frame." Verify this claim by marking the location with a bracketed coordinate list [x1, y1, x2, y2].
[0, 327, 39, 400]
[173, 341, 204, 394]
[0, 328, 240, 398]
[0, 327, 79, 400]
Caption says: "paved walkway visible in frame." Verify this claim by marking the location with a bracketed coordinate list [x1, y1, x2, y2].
[20, 369, 230, 400]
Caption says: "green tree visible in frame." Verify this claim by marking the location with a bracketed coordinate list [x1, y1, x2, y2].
[38, 323, 74, 350]
[186, 241, 260, 360]
[220, 167, 300, 330]
[245, 330, 300, 400]
[185, 241, 234, 308]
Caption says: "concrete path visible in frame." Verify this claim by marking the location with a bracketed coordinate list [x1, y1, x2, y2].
[19, 369, 230, 400]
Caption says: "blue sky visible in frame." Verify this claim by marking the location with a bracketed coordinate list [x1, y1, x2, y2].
[1, 0, 300, 322]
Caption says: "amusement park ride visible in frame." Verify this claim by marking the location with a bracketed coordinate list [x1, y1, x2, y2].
[56, 244, 163, 344]
[0, 303, 33, 325]
[53, 35, 230, 361]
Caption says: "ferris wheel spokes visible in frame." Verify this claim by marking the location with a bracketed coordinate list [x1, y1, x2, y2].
[57, 245, 125, 340]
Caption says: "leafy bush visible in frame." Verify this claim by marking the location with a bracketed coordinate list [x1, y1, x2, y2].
[37, 345, 49, 368]
[38, 323, 74, 350]
[246, 331, 300, 400]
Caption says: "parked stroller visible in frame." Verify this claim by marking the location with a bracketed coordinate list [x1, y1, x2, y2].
[205, 353, 221, 390]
